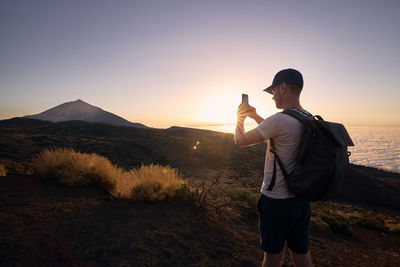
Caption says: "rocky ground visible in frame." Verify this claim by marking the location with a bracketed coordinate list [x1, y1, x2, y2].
[1, 176, 399, 266]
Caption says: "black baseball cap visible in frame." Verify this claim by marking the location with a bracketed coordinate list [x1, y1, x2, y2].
[263, 68, 303, 94]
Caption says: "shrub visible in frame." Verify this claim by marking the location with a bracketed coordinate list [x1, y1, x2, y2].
[185, 176, 259, 220]
[385, 221, 400, 234]
[320, 214, 353, 236]
[31, 147, 270, 220]
[127, 164, 185, 201]
[314, 209, 353, 237]
[224, 187, 259, 207]
[0, 160, 31, 176]
[33, 148, 120, 192]
[32, 148, 188, 200]
[187, 176, 230, 212]
[0, 164, 6, 176]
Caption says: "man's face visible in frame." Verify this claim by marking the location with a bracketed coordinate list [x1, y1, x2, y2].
[272, 84, 283, 109]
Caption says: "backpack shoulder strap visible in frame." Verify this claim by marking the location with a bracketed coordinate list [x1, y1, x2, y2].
[282, 108, 321, 123]
[267, 139, 290, 191]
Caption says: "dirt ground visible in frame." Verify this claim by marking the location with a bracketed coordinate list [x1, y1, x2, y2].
[1, 176, 399, 266]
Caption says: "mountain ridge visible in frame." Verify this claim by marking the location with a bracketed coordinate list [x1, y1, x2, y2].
[24, 99, 147, 128]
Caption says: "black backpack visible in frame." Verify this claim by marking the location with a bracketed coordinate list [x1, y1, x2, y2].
[267, 109, 354, 201]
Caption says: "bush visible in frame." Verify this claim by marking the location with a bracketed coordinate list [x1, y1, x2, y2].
[32, 147, 265, 220]
[184, 176, 259, 220]
[320, 214, 353, 236]
[224, 187, 258, 207]
[385, 221, 400, 234]
[0, 160, 30, 176]
[31, 147, 268, 220]
[33, 148, 120, 192]
[314, 208, 353, 237]
[32, 148, 188, 200]
[187, 176, 230, 212]
[0, 164, 6, 176]
[127, 164, 185, 201]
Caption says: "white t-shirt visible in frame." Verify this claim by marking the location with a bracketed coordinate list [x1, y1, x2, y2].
[256, 112, 303, 199]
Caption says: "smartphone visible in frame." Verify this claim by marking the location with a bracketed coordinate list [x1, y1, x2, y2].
[242, 94, 249, 108]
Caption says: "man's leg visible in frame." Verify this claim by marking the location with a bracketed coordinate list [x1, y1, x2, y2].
[262, 251, 284, 267]
[287, 199, 312, 267]
[290, 250, 312, 267]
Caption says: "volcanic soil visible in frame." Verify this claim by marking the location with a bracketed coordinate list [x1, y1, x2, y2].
[1, 176, 399, 266]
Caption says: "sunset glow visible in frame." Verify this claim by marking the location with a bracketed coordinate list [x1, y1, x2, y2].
[1, 1, 399, 130]
[196, 94, 237, 124]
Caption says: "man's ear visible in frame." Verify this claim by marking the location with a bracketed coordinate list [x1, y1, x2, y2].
[281, 82, 287, 94]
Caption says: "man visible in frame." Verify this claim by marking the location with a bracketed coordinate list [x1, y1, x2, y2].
[235, 68, 313, 267]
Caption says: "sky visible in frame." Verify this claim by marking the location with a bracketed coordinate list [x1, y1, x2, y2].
[1, 0, 399, 132]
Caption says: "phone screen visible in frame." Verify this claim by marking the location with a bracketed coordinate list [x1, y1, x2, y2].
[242, 94, 249, 107]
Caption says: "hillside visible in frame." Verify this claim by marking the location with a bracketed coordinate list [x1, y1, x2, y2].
[24, 99, 147, 128]
[0, 117, 399, 210]
[0, 117, 265, 174]
[0, 117, 399, 266]
[0, 175, 261, 266]
[1, 176, 399, 266]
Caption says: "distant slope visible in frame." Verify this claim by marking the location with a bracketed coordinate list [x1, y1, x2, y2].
[24, 99, 147, 128]
[0, 117, 265, 173]
[0, 117, 399, 210]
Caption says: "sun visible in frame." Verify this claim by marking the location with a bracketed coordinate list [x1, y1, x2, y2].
[196, 94, 238, 124]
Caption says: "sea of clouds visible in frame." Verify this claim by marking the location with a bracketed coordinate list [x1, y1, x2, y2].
[347, 125, 400, 173]
[186, 123, 400, 173]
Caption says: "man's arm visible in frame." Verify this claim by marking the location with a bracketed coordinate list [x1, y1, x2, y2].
[250, 113, 264, 125]
[235, 105, 265, 147]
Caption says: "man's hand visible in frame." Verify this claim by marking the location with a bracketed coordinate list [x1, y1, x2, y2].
[237, 104, 257, 121]
[235, 104, 265, 146]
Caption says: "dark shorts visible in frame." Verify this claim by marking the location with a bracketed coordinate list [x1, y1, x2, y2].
[257, 194, 311, 254]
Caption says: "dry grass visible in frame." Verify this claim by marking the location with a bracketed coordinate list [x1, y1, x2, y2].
[33, 148, 186, 200]
[188, 176, 231, 212]
[313, 201, 400, 235]
[0, 164, 6, 176]
[127, 164, 185, 201]
[384, 220, 400, 234]
[184, 175, 260, 220]
[33, 148, 120, 192]
[32, 147, 253, 210]
[224, 186, 259, 208]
